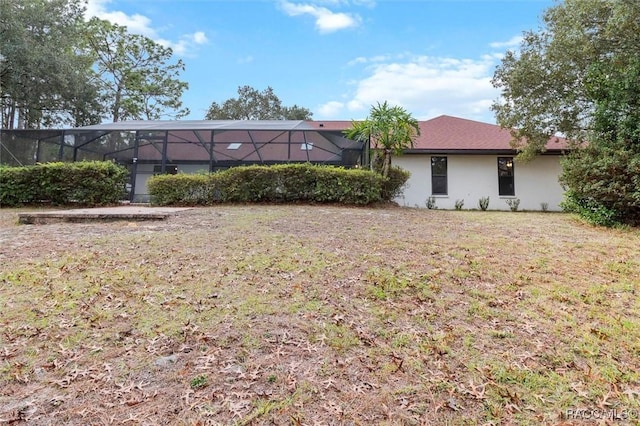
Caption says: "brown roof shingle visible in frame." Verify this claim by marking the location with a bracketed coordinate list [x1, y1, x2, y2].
[307, 115, 568, 152]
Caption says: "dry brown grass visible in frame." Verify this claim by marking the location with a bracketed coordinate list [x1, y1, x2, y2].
[1, 205, 639, 425]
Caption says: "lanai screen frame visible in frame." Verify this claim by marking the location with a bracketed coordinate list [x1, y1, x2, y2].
[0, 120, 368, 202]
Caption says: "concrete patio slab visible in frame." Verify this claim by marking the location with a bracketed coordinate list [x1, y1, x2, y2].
[18, 206, 192, 224]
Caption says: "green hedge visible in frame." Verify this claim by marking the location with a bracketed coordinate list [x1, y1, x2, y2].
[148, 163, 388, 206]
[0, 161, 128, 207]
[383, 166, 411, 200]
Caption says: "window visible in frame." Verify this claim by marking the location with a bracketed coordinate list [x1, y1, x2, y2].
[301, 143, 313, 151]
[498, 157, 515, 196]
[431, 156, 447, 195]
[153, 164, 178, 175]
[227, 143, 242, 150]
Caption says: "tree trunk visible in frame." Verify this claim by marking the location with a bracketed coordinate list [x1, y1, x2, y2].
[381, 149, 392, 178]
[17, 106, 25, 129]
[2, 100, 16, 129]
[113, 83, 123, 122]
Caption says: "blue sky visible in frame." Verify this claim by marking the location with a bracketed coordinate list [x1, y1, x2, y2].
[85, 0, 555, 124]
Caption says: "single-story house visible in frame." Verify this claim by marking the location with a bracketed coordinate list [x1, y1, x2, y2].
[1, 116, 568, 209]
[308, 115, 569, 211]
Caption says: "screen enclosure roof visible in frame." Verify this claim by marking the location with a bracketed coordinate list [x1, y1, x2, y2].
[73, 120, 319, 132]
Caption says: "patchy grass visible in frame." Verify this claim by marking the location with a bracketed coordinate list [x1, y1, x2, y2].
[1, 205, 640, 424]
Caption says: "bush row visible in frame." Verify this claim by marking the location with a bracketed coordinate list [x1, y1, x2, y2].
[148, 163, 406, 206]
[0, 161, 128, 207]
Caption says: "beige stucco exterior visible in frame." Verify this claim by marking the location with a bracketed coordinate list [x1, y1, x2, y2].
[393, 154, 565, 211]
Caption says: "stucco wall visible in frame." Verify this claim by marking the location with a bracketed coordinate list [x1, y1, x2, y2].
[393, 154, 565, 211]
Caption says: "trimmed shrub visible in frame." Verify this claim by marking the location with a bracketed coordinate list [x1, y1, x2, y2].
[313, 166, 382, 204]
[220, 166, 279, 202]
[65, 161, 128, 205]
[273, 163, 317, 201]
[382, 166, 411, 201]
[148, 163, 385, 206]
[146, 173, 212, 206]
[0, 161, 127, 207]
[0, 166, 36, 206]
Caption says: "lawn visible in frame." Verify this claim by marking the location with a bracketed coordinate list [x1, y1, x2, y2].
[1, 205, 639, 425]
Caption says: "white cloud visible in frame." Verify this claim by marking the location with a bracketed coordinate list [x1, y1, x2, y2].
[316, 54, 501, 122]
[85, 0, 156, 37]
[347, 99, 365, 112]
[347, 56, 368, 66]
[192, 32, 208, 45]
[315, 0, 376, 6]
[489, 35, 523, 49]
[156, 38, 187, 56]
[317, 101, 345, 117]
[352, 0, 376, 6]
[347, 53, 409, 67]
[279, 1, 361, 33]
[85, 0, 207, 56]
[156, 32, 209, 57]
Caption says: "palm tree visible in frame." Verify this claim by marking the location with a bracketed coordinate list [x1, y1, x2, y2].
[344, 101, 420, 178]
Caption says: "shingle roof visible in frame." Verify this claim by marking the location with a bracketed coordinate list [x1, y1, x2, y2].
[307, 115, 568, 152]
[412, 115, 567, 152]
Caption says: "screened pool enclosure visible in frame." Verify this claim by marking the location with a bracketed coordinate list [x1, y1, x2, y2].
[0, 120, 367, 202]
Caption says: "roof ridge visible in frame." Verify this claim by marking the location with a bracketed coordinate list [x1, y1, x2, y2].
[426, 114, 500, 127]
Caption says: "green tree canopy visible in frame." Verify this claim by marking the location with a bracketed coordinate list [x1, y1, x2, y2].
[559, 52, 640, 226]
[343, 101, 419, 178]
[205, 86, 313, 120]
[0, 0, 100, 128]
[83, 18, 190, 122]
[492, 0, 640, 157]
[492, 0, 640, 225]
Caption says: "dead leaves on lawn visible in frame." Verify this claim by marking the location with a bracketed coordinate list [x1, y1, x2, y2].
[1, 206, 640, 424]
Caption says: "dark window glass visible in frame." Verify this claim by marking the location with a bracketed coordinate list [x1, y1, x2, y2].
[498, 157, 515, 196]
[153, 164, 178, 175]
[431, 156, 447, 195]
